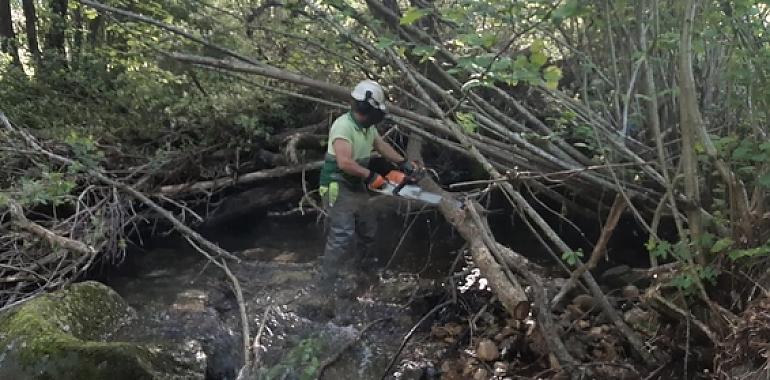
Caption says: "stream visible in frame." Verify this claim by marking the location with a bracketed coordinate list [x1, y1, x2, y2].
[100, 209, 468, 380]
[95, 193, 651, 380]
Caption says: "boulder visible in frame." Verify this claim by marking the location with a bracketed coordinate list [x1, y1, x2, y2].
[0, 281, 205, 380]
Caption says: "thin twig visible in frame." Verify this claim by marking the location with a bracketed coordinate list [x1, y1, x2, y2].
[380, 300, 453, 380]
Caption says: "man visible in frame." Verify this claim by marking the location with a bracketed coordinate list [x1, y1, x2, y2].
[317, 79, 421, 298]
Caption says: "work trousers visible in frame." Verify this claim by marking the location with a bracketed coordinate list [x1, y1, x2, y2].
[320, 183, 377, 287]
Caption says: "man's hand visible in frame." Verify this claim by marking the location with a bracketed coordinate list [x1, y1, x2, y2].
[399, 160, 426, 179]
[365, 171, 386, 190]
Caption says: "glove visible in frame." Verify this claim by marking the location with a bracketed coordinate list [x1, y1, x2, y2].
[365, 171, 386, 190]
[398, 160, 425, 179]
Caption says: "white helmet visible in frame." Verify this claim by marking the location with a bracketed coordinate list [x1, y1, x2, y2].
[351, 80, 387, 112]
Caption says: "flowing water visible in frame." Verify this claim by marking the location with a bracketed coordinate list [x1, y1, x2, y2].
[101, 210, 466, 379]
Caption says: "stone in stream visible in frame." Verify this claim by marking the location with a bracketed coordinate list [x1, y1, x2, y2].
[621, 284, 640, 299]
[623, 307, 658, 334]
[0, 281, 205, 380]
[476, 338, 500, 361]
[571, 294, 595, 312]
[473, 367, 490, 380]
[601, 264, 651, 287]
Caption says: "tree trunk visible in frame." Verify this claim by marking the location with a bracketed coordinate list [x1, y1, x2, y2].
[21, 0, 41, 64]
[72, 2, 83, 63]
[45, 0, 68, 64]
[88, 14, 102, 48]
[0, 0, 21, 67]
[678, 0, 703, 254]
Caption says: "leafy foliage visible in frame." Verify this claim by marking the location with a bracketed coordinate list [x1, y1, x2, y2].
[562, 248, 584, 266]
[263, 337, 323, 380]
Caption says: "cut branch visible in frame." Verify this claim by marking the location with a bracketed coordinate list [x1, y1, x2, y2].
[7, 200, 96, 256]
[551, 194, 627, 306]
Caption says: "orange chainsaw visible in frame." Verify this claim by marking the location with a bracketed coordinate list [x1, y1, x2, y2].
[374, 170, 459, 207]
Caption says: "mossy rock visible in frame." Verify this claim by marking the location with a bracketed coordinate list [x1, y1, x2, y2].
[0, 281, 205, 380]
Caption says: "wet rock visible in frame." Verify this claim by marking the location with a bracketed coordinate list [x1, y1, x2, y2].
[270, 270, 313, 285]
[622, 285, 640, 299]
[462, 360, 477, 377]
[493, 361, 509, 376]
[624, 307, 649, 325]
[476, 339, 500, 362]
[601, 265, 632, 283]
[0, 281, 205, 380]
[494, 326, 517, 342]
[571, 294, 595, 312]
[588, 326, 604, 337]
[377, 273, 420, 302]
[431, 322, 463, 340]
[172, 289, 207, 312]
[399, 366, 425, 380]
[272, 252, 298, 263]
[440, 359, 464, 380]
[473, 367, 490, 380]
[623, 307, 657, 334]
[431, 325, 449, 339]
[601, 265, 649, 287]
[239, 247, 267, 260]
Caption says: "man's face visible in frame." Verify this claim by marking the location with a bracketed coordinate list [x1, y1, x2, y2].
[353, 109, 385, 127]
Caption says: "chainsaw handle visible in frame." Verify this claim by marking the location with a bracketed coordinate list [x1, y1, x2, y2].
[392, 180, 408, 195]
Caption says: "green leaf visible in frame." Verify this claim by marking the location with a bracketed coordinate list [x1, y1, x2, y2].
[456, 112, 478, 134]
[376, 37, 395, 49]
[671, 274, 694, 290]
[543, 65, 562, 89]
[481, 32, 497, 49]
[698, 265, 719, 284]
[530, 51, 548, 67]
[543, 66, 563, 82]
[711, 238, 734, 253]
[732, 142, 754, 160]
[729, 245, 770, 260]
[561, 249, 584, 266]
[84, 8, 99, 20]
[551, 0, 580, 25]
[759, 174, 770, 188]
[400, 7, 429, 25]
[530, 40, 545, 53]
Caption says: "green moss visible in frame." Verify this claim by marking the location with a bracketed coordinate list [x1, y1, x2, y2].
[0, 281, 203, 380]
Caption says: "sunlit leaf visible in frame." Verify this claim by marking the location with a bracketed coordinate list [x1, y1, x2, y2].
[400, 7, 429, 25]
[711, 238, 734, 253]
[543, 65, 562, 82]
[530, 51, 548, 67]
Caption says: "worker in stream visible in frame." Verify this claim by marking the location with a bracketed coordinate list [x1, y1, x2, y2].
[313, 79, 423, 311]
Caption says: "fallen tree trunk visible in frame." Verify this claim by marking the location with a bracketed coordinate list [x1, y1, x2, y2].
[404, 137, 585, 376]
[159, 161, 322, 195]
[203, 184, 303, 226]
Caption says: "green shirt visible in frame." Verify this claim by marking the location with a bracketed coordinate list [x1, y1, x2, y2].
[319, 112, 379, 187]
